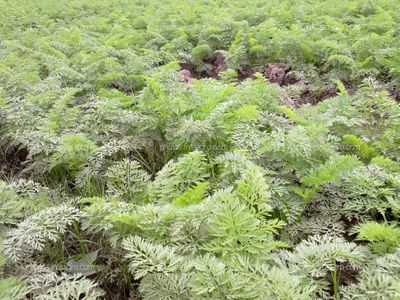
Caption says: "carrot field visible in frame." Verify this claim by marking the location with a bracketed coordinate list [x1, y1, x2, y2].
[0, 0, 400, 299]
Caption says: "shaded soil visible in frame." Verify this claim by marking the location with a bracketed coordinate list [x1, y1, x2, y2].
[180, 52, 228, 80]
[389, 87, 400, 101]
[329, 260, 360, 295]
[295, 83, 339, 106]
[0, 146, 29, 179]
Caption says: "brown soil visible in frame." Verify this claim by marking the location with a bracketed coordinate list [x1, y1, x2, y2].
[178, 69, 192, 84]
[203, 52, 228, 79]
[296, 83, 339, 106]
[389, 87, 400, 101]
[333, 261, 360, 288]
[180, 52, 228, 81]
[265, 63, 293, 85]
[179, 63, 198, 80]
[238, 63, 297, 84]
[180, 58, 342, 106]
[238, 63, 339, 106]
[237, 66, 265, 81]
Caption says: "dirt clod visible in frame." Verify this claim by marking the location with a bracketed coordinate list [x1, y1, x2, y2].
[265, 63, 292, 85]
[178, 69, 193, 85]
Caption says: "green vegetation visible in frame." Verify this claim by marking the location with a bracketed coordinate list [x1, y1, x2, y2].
[0, 0, 400, 299]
